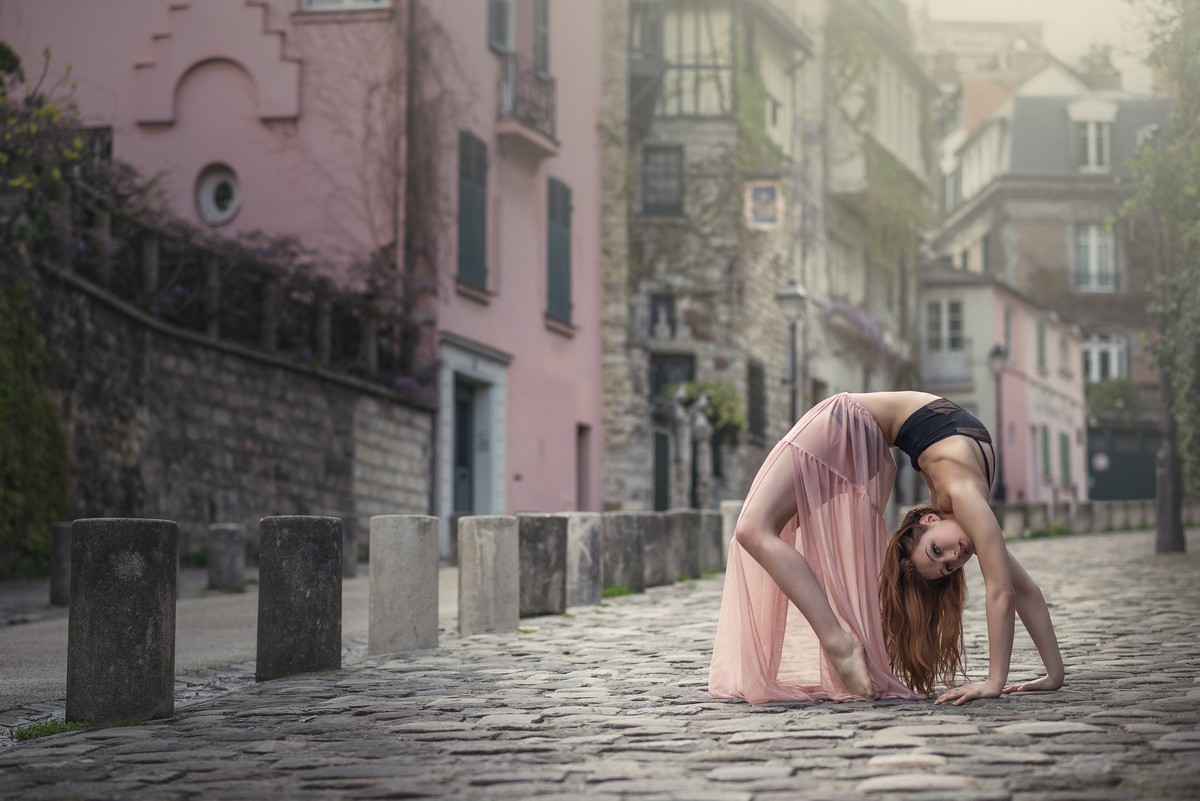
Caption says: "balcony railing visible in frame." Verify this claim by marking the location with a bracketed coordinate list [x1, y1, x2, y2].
[921, 339, 973, 385]
[499, 54, 556, 143]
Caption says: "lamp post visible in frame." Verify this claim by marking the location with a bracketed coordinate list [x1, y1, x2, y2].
[775, 281, 808, 424]
[988, 343, 1008, 503]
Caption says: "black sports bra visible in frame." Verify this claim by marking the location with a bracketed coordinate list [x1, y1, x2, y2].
[894, 398, 994, 487]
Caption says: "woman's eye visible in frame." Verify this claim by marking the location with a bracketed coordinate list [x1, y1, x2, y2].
[932, 544, 942, 556]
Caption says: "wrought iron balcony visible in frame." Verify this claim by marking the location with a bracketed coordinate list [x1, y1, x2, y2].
[920, 338, 974, 386]
[499, 54, 557, 153]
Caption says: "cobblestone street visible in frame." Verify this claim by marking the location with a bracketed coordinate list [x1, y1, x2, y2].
[1, 530, 1198, 800]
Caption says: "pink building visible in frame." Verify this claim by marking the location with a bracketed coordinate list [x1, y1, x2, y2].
[2, 0, 608, 553]
[919, 262, 1088, 507]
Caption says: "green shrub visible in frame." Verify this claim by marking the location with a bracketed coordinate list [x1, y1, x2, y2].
[0, 279, 69, 578]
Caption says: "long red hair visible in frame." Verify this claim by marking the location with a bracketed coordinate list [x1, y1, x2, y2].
[878, 504, 968, 695]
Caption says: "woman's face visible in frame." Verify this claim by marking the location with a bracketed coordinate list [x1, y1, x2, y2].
[912, 513, 973, 581]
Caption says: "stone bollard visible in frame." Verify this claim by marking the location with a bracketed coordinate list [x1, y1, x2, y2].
[458, 516, 519, 635]
[1093, 501, 1112, 532]
[601, 512, 645, 595]
[1027, 503, 1049, 534]
[368, 515, 439, 655]
[699, 510, 723, 574]
[66, 518, 178, 725]
[719, 500, 742, 560]
[564, 512, 602, 607]
[642, 513, 673, 588]
[50, 521, 72, 606]
[207, 523, 246, 592]
[999, 504, 1025, 539]
[667, 509, 702, 580]
[1075, 502, 1095, 534]
[517, 514, 568, 616]
[1110, 502, 1130, 531]
[255, 516, 342, 682]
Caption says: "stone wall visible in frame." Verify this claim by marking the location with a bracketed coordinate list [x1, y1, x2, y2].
[43, 271, 434, 560]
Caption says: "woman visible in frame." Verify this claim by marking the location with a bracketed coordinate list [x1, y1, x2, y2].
[709, 391, 1064, 705]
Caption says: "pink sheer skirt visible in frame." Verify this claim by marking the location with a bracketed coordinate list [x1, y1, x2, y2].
[708, 392, 922, 703]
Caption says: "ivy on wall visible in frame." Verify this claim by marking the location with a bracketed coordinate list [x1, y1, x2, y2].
[0, 276, 69, 578]
[662, 379, 748, 434]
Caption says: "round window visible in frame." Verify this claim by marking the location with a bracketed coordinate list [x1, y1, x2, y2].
[195, 164, 241, 225]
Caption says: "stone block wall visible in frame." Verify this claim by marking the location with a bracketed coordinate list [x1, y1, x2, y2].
[44, 273, 434, 560]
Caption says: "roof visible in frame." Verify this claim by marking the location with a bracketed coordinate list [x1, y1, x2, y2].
[1006, 95, 1173, 177]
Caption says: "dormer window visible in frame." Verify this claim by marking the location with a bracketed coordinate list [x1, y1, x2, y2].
[1067, 98, 1117, 174]
[1074, 120, 1110, 172]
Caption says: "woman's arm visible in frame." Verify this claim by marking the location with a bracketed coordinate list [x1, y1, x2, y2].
[935, 486, 1015, 705]
[1003, 552, 1065, 693]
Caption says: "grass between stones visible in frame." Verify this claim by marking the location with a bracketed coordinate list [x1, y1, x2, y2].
[601, 584, 632, 598]
[9, 718, 146, 742]
[10, 721, 90, 741]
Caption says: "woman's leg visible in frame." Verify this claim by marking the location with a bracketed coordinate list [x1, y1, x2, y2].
[734, 447, 875, 697]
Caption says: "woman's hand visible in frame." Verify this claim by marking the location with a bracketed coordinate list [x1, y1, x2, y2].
[1002, 674, 1063, 695]
[934, 680, 1003, 706]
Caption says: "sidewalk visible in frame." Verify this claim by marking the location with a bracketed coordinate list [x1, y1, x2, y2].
[1, 530, 1198, 800]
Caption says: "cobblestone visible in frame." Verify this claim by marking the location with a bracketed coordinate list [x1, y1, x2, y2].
[0, 531, 1198, 799]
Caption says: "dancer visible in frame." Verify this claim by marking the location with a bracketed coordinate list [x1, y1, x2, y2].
[709, 391, 1063, 705]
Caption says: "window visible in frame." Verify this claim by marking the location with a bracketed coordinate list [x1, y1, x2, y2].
[656, 5, 734, 116]
[458, 131, 488, 289]
[1082, 334, 1127, 383]
[747, 360, 766, 439]
[980, 233, 991, 275]
[488, 0, 512, 54]
[649, 353, 695, 397]
[69, 126, 112, 182]
[546, 178, 572, 323]
[643, 146, 684, 216]
[1058, 335, 1069, 374]
[301, 0, 389, 9]
[195, 164, 240, 226]
[1074, 223, 1115, 292]
[534, 0, 549, 74]
[925, 299, 963, 351]
[1074, 120, 1110, 171]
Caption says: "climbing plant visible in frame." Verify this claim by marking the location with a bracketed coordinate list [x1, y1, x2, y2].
[0, 43, 84, 244]
[0, 276, 69, 578]
[661, 379, 748, 434]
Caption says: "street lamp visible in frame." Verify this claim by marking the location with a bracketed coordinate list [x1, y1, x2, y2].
[988, 343, 1008, 503]
[775, 281, 808, 424]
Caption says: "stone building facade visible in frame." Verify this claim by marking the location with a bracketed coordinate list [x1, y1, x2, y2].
[603, 0, 815, 512]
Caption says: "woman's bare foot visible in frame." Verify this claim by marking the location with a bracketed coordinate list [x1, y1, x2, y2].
[828, 632, 876, 698]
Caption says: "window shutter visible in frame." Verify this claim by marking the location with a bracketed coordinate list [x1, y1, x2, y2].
[534, 0, 550, 74]
[547, 178, 572, 323]
[458, 132, 488, 288]
[488, 0, 510, 53]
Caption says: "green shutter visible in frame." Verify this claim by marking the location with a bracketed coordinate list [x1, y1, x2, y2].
[534, 0, 550, 74]
[1041, 426, 1051, 478]
[488, 0, 510, 53]
[1037, 322, 1046, 368]
[547, 178, 571, 323]
[1060, 432, 1072, 487]
[458, 132, 487, 288]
